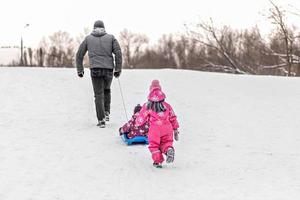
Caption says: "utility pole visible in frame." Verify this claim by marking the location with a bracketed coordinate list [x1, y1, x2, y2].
[20, 24, 30, 66]
[20, 37, 23, 66]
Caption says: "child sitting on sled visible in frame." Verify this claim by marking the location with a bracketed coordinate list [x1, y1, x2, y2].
[119, 104, 149, 139]
[135, 80, 179, 168]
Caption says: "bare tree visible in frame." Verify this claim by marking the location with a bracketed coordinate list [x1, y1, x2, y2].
[35, 47, 45, 67]
[47, 46, 57, 67]
[173, 35, 207, 69]
[48, 31, 75, 67]
[174, 35, 189, 69]
[36, 31, 75, 67]
[34, 37, 48, 67]
[28, 48, 33, 66]
[119, 29, 149, 68]
[237, 27, 281, 74]
[186, 19, 251, 74]
[23, 50, 28, 66]
[268, 0, 295, 76]
[293, 33, 300, 76]
[156, 34, 177, 68]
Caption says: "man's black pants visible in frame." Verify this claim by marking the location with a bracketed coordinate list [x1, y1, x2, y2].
[90, 68, 113, 121]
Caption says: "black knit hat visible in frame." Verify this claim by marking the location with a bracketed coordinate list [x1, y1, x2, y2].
[94, 20, 105, 28]
[134, 104, 142, 114]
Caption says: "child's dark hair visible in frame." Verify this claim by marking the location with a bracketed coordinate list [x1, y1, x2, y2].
[146, 100, 166, 113]
[134, 104, 142, 114]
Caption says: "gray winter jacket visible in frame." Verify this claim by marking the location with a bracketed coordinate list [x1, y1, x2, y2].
[76, 28, 122, 75]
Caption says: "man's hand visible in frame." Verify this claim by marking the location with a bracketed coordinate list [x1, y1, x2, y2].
[78, 71, 84, 78]
[114, 71, 121, 78]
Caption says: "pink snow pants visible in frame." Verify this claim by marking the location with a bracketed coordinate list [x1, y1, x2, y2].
[148, 124, 174, 163]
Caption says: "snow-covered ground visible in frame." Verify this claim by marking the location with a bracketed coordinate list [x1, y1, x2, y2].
[0, 67, 299, 200]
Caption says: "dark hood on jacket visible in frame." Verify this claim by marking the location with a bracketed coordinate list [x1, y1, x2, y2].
[91, 27, 107, 37]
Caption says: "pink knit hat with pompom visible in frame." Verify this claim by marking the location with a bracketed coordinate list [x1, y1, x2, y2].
[148, 80, 166, 102]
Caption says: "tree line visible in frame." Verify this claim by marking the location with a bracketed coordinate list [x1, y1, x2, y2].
[8, 1, 300, 76]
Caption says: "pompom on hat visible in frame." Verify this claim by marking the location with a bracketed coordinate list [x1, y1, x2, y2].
[149, 79, 161, 92]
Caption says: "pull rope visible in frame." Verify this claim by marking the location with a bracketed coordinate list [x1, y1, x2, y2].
[117, 78, 129, 121]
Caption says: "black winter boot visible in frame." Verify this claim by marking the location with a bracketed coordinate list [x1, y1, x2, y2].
[153, 162, 162, 168]
[97, 120, 106, 128]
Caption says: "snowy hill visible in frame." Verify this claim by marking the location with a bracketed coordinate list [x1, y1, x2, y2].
[0, 67, 299, 200]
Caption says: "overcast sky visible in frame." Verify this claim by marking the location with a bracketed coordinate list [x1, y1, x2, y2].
[1, 0, 300, 48]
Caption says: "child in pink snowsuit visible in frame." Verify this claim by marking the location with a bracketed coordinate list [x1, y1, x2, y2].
[135, 80, 179, 168]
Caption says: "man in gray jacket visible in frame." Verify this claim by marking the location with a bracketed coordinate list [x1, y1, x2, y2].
[76, 20, 122, 128]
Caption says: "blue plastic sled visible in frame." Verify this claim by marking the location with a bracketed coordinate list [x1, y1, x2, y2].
[121, 134, 149, 145]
